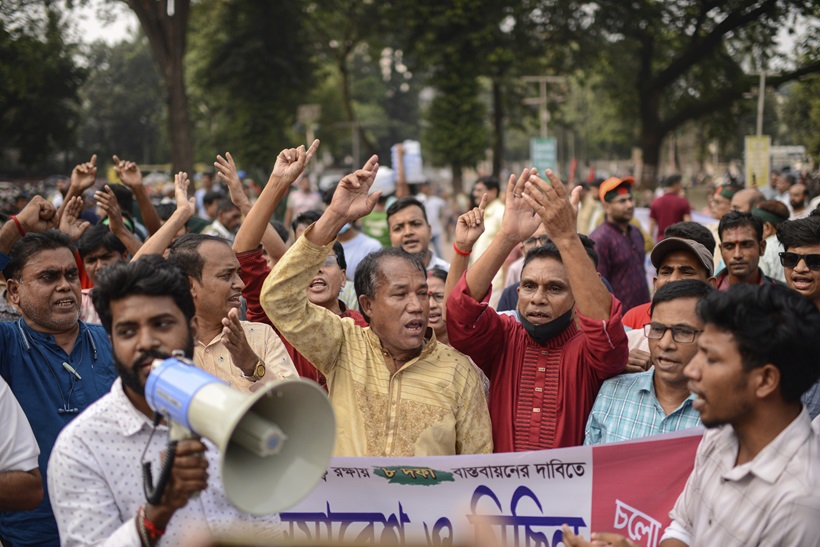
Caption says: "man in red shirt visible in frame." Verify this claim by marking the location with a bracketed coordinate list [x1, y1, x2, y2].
[446, 168, 628, 452]
[649, 174, 691, 243]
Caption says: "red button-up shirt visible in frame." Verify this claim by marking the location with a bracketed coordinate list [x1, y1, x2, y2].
[446, 273, 628, 452]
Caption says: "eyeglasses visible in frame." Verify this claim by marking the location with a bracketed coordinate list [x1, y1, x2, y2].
[428, 291, 445, 303]
[524, 235, 550, 249]
[779, 252, 820, 270]
[322, 255, 338, 268]
[643, 323, 703, 343]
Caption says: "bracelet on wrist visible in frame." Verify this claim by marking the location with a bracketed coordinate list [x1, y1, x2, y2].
[453, 243, 471, 257]
[10, 215, 25, 237]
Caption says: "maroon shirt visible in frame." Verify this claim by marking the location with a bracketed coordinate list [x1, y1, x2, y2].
[236, 248, 367, 390]
[446, 273, 628, 452]
[590, 221, 650, 312]
[649, 192, 691, 241]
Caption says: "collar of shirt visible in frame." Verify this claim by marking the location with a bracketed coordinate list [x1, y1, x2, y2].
[636, 369, 697, 403]
[721, 408, 813, 484]
[17, 317, 91, 352]
[109, 377, 158, 437]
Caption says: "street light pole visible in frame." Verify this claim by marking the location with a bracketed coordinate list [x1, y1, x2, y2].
[523, 76, 565, 138]
[756, 71, 766, 136]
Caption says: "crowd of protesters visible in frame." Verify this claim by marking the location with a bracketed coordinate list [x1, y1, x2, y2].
[0, 143, 818, 546]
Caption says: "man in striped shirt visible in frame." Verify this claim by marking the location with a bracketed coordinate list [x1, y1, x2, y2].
[584, 280, 712, 445]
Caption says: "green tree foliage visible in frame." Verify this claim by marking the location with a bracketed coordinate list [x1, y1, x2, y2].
[189, 0, 317, 168]
[0, 2, 86, 171]
[781, 75, 820, 159]
[589, 0, 820, 186]
[76, 38, 166, 165]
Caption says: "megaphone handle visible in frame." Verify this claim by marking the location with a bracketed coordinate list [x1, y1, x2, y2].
[143, 440, 178, 505]
[168, 421, 202, 501]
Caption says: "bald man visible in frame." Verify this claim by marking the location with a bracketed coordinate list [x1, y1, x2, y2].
[731, 188, 764, 213]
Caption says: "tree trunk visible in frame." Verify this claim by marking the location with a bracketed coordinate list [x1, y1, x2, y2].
[491, 78, 504, 178]
[125, 0, 194, 174]
[451, 162, 463, 196]
[638, 87, 664, 190]
[338, 51, 376, 164]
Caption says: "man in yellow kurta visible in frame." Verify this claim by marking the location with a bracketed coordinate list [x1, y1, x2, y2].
[260, 153, 492, 457]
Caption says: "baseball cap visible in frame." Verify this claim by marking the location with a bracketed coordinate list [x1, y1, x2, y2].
[599, 176, 634, 202]
[650, 237, 714, 277]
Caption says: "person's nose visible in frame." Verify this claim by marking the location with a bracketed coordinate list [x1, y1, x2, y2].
[232, 273, 245, 291]
[657, 328, 677, 351]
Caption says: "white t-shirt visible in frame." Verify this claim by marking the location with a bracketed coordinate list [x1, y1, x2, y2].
[340, 231, 383, 281]
[0, 375, 40, 472]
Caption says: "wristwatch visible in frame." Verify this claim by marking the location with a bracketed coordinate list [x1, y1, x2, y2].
[242, 359, 266, 382]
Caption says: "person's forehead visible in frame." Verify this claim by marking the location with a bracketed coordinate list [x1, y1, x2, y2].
[521, 256, 568, 281]
[23, 248, 76, 271]
[84, 245, 117, 259]
[111, 294, 184, 324]
[427, 275, 445, 290]
[721, 225, 757, 241]
[659, 250, 702, 269]
[473, 182, 488, 192]
[651, 297, 701, 325]
[377, 258, 425, 285]
[388, 205, 426, 225]
[200, 241, 238, 268]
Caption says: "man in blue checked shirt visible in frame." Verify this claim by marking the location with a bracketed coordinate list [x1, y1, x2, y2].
[584, 280, 712, 445]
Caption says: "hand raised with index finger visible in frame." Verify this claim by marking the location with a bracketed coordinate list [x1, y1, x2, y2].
[326, 155, 381, 223]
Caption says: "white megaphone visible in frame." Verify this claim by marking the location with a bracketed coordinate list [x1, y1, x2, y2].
[144, 356, 335, 515]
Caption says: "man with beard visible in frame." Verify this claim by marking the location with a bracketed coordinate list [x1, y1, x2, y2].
[584, 280, 711, 444]
[447, 168, 628, 452]
[563, 284, 820, 546]
[777, 214, 820, 419]
[715, 211, 780, 290]
[0, 197, 116, 547]
[590, 176, 650, 311]
[48, 256, 281, 546]
[789, 183, 811, 219]
[262, 155, 492, 456]
[167, 234, 297, 392]
[387, 197, 450, 272]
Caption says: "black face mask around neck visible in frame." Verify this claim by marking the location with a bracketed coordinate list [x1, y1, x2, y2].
[520, 308, 574, 345]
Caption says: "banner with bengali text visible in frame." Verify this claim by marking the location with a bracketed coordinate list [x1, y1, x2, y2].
[281, 428, 703, 546]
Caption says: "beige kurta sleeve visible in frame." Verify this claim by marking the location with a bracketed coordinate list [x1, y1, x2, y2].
[260, 229, 345, 375]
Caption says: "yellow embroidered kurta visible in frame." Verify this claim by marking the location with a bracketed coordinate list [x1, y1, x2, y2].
[261, 230, 493, 457]
[194, 321, 297, 393]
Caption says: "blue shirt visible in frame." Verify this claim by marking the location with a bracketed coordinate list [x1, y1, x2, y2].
[0, 318, 116, 547]
[584, 369, 700, 445]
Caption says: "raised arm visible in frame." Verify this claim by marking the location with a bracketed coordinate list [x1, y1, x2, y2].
[444, 194, 487, 303]
[464, 168, 540, 301]
[0, 196, 57, 255]
[94, 186, 143, 257]
[57, 196, 91, 243]
[523, 170, 611, 321]
[112, 155, 162, 235]
[393, 142, 410, 198]
[228, 141, 318, 255]
[55, 155, 97, 224]
[132, 172, 195, 260]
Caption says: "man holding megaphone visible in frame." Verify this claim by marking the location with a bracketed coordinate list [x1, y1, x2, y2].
[48, 256, 286, 546]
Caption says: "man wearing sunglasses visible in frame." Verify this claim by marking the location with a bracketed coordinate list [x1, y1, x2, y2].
[584, 280, 712, 445]
[777, 213, 820, 419]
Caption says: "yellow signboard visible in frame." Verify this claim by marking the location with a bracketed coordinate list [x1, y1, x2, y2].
[744, 136, 771, 188]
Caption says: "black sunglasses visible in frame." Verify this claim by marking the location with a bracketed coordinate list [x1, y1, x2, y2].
[779, 252, 820, 270]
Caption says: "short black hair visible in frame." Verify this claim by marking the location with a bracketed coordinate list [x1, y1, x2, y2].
[777, 216, 820, 251]
[428, 267, 448, 284]
[216, 198, 238, 215]
[522, 234, 599, 272]
[93, 255, 195, 335]
[386, 197, 429, 225]
[475, 176, 500, 194]
[77, 224, 127, 259]
[155, 203, 176, 222]
[697, 284, 820, 403]
[167, 233, 229, 283]
[292, 209, 322, 234]
[661, 174, 682, 188]
[270, 220, 289, 243]
[3, 229, 74, 280]
[354, 248, 424, 323]
[203, 190, 223, 206]
[649, 279, 714, 317]
[332, 241, 347, 271]
[718, 210, 763, 243]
